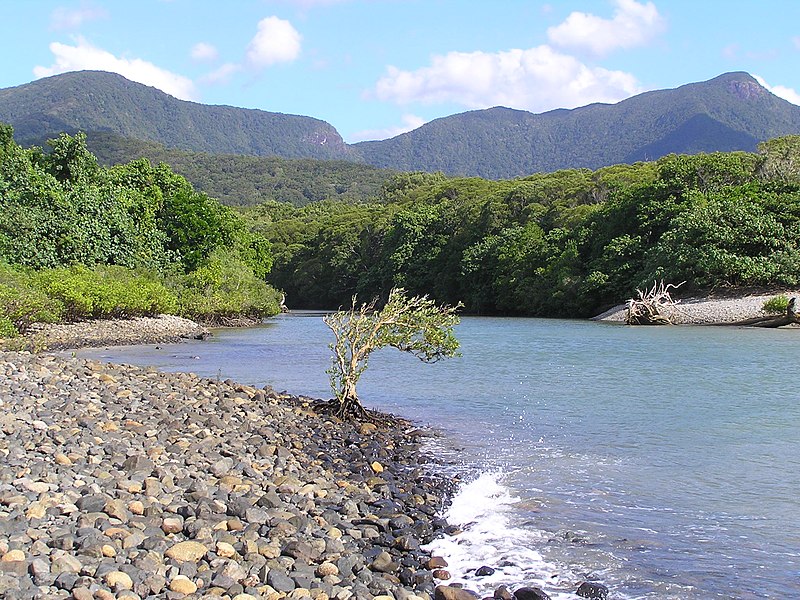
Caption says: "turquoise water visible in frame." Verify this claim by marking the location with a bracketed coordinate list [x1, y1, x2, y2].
[79, 314, 800, 599]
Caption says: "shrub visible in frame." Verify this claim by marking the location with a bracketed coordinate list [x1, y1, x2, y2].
[0, 263, 64, 334]
[33, 265, 178, 320]
[763, 294, 790, 314]
[173, 248, 282, 323]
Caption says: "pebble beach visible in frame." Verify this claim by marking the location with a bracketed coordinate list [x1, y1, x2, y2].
[0, 349, 461, 600]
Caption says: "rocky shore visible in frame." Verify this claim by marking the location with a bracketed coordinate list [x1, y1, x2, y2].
[3, 315, 211, 352]
[0, 350, 465, 600]
[593, 290, 800, 325]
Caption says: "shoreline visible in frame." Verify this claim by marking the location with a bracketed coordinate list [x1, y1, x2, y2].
[592, 290, 800, 325]
[0, 350, 460, 600]
[2, 315, 211, 353]
[3, 292, 795, 599]
[5, 287, 798, 355]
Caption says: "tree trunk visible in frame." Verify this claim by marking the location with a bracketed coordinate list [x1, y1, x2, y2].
[724, 297, 799, 328]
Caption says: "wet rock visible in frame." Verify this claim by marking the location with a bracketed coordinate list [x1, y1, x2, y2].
[493, 585, 513, 600]
[513, 587, 551, 600]
[474, 565, 495, 577]
[576, 582, 609, 599]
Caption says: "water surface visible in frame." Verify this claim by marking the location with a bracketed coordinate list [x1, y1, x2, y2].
[79, 314, 800, 599]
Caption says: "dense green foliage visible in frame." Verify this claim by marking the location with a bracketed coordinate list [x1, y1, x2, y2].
[87, 132, 395, 206]
[0, 125, 281, 336]
[246, 140, 800, 317]
[4, 71, 800, 180]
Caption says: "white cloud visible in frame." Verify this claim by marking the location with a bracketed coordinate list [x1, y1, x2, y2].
[547, 0, 665, 56]
[191, 42, 219, 62]
[34, 37, 198, 101]
[754, 75, 800, 106]
[246, 17, 302, 68]
[373, 45, 641, 113]
[50, 2, 107, 30]
[199, 63, 242, 85]
[350, 114, 427, 142]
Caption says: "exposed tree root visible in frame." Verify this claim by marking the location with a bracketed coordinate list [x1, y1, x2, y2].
[626, 281, 684, 326]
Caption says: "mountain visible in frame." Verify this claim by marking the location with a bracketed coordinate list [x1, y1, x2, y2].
[0, 70, 357, 161]
[1, 70, 800, 179]
[354, 72, 800, 178]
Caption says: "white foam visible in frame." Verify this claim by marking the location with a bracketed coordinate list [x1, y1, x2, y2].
[424, 471, 578, 598]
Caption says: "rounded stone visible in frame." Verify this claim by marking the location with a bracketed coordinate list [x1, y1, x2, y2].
[105, 570, 134, 591]
[0, 550, 25, 562]
[165, 541, 208, 562]
[316, 562, 339, 577]
[169, 575, 198, 594]
[216, 541, 236, 558]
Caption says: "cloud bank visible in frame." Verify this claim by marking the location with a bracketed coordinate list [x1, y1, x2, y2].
[547, 0, 665, 56]
[754, 75, 800, 106]
[374, 45, 641, 113]
[246, 17, 302, 68]
[34, 37, 198, 101]
[371, 0, 665, 115]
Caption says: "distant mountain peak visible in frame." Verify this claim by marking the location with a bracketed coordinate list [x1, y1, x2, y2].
[1, 70, 799, 179]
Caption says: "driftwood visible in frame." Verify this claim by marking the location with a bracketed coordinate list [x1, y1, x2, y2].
[626, 281, 684, 326]
[720, 297, 799, 328]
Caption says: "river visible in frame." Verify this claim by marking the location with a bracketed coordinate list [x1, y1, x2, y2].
[77, 313, 800, 599]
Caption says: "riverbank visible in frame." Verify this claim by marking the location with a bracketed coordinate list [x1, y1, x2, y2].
[0, 350, 460, 600]
[593, 290, 800, 325]
[1, 315, 211, 352]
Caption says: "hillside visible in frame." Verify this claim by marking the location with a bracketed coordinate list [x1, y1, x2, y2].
[2, 71, 800, 178]
[354, 72, 800, 178]
[87, 132, 394, 206]
[0, 70, 356, 161]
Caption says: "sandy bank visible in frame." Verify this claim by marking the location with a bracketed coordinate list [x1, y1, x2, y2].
[593, 291, 800, 325]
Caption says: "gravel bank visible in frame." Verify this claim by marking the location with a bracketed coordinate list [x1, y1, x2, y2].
[0, 351, 463, 600]
[3, 315, 210, 352]
[593, 291, 800, 325]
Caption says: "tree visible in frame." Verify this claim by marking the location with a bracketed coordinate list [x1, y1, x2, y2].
[323, 288, 461, 420]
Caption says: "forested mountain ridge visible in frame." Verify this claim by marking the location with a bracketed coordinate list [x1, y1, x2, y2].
[0, 70, 356, 161]
[354, 73, 800, 178]
[2, 71, 800, 179]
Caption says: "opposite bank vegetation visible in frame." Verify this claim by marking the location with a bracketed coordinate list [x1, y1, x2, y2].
[2, 121, 800, 338]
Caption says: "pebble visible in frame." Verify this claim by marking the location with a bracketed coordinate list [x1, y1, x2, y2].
[168, 575, 198, 594]
[105, 570, 134, 591]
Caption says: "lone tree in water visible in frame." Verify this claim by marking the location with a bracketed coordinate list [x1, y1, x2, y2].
[323, 288, 461, 420]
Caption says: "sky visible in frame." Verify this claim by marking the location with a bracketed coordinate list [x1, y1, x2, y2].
[1, 0, 799, 143]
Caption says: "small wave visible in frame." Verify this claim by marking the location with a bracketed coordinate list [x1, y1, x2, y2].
[424, 471, 587, 599]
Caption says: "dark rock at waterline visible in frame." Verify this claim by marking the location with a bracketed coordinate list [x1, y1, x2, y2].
[576, 581, 609, 599]
[475, 565, 495, 577]
[493, 584, 514, 600]
[513, 586, 551, 600]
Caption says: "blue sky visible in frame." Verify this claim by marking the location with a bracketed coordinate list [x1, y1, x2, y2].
[1, 0, 798, 143]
